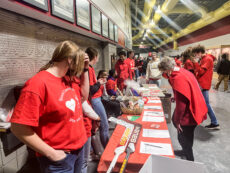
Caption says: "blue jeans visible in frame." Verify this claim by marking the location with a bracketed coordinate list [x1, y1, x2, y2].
[81, 137, 91, 173]
[201, 90, 218, 125]
[149, 79, 161, 87]
[91, 97, 109, 148]
[38, 148, 84, 173]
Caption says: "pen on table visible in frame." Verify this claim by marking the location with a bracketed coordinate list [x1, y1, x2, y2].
[144, 143, 162, 148]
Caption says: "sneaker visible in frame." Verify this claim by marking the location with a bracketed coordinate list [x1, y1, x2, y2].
[205, 123, 220, 130]
[174, 150, 185, 157]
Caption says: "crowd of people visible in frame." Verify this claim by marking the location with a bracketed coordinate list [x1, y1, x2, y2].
[9, 40, 230, 172]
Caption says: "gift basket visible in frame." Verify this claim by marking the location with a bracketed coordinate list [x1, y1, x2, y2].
[119, 96, 144, 115]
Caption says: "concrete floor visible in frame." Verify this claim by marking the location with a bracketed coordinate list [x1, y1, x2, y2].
[18, 76, 230, 173]
[163, 77, 230, 173]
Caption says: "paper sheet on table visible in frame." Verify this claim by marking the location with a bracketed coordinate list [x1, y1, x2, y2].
[148, 97, 160, 100]
[144, 106, 162, 110]
[148, 86, 158, 89]
[147, 99, 161, 104]
[143, 111, 164, 117]
[142, 116, 164, 122]
[142, 129, 170, 138]
[140, 142, 173, 156]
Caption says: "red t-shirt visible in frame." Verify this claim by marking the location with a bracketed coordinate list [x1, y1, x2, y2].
[125, 58, 135, 79]
[10, 71, 87, 152]
[194, 54, 214, 90]
[115, 59, 129, 80]
[89, 66, 102, 99]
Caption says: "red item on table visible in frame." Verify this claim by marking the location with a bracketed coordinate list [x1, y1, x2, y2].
[169, 68, 207, 125]
[10, 71, 87, 151]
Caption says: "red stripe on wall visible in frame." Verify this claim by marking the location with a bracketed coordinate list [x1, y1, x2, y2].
[159, 15, 230, 51]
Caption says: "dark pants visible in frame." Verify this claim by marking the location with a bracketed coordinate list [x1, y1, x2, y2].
[178, 125, 197, 161]
[38, 148, 83, 173]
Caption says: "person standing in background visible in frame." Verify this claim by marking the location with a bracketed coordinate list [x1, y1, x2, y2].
[146, 52, 162, 86]
[182, 47, 196, 74]
[192, 45, 220, 130]
[125, 51, 136, 80]
[142, 57, 149, 76]
[136, 56, 144, 77]
[86, 47, 109, 148]
[115, 51, 130, 92]
[214, 53, 230, 92]
[125, 51, 135, 80]
[175, 56, 182, 67]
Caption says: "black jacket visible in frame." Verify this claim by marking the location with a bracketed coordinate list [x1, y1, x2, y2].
[217, 59, 230, 75]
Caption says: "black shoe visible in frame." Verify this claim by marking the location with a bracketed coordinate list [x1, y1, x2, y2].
[205, 123, 220, 130]
[174, 150, 185, 157]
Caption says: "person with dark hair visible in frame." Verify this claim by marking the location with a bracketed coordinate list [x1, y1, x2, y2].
[10, 41, 89, 173]
[182, 47, 196, 74]
[115, 51, 130, 92]
[214, 53, 230, 91]
[158, 57, 207, 161]
[86, 47, 109, 149]
[136, 56, 144, 76]
[106, 69, 117, 96]
[192, 45, 220, 130]
[125, 51, 135, 79]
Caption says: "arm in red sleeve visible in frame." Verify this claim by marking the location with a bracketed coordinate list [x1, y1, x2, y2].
[194, 59, 211, 77]
[173, 90, 189, 126]
[129, 64, 133, 80]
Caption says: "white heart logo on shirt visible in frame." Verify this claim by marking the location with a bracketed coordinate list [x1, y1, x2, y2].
[65, 99, 76, 112]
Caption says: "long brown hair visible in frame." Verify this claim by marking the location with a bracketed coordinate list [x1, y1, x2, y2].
[40, 40, 85, 78]
[182, 47, 193, 63]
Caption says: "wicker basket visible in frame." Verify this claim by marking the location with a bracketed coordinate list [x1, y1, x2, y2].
[121, 107, 143, 115]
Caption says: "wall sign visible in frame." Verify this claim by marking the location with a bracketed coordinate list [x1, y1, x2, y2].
[114, 25, 118, 42]
[102, 14, 109, 38]
[91, 5, 101, 35]
[76, 0, 90, 30]
[109, 20, 114, 40]
[22, 0, 48, 11]
[51, 0, 74, 23]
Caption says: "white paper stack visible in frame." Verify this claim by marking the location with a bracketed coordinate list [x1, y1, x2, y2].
[142, 129, 170, 138]
[140, 142, 173, 156]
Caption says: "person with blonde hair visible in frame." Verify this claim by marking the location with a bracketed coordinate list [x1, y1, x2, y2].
[158, 57, 207, 161]
[10, 41, 89, 173]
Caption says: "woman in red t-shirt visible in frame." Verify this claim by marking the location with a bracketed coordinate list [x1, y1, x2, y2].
[10, 41, 89, 173]
[182, 47, 196, 74]
[86, 47, 109, 149]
